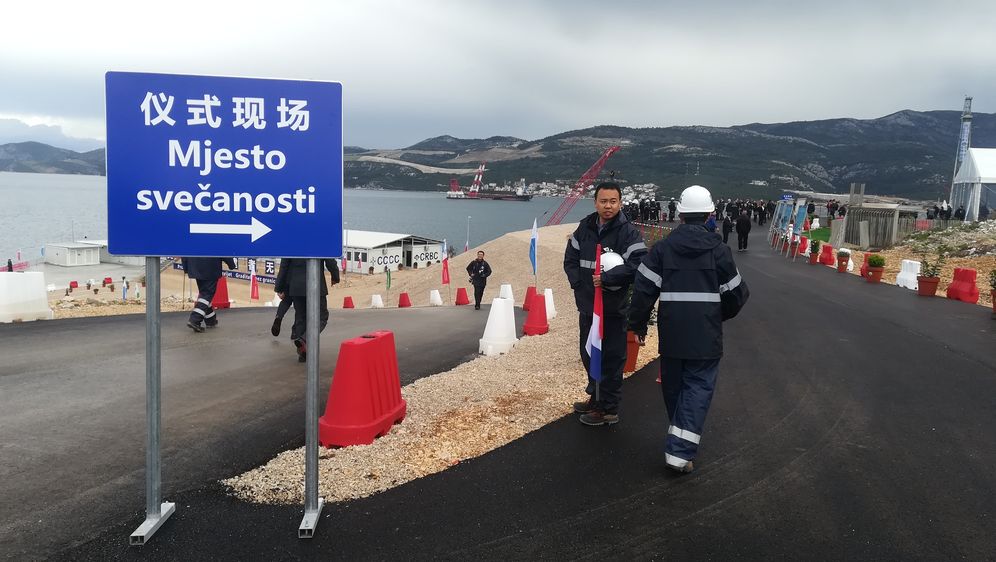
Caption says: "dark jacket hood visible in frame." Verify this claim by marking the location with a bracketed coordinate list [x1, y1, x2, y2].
[669, 224, 722, 256]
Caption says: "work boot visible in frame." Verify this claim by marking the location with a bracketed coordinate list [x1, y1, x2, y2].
[186, 321, 204, 333]
[572, 396, 597, 414]
[205, 319, 218, 328]
[294, 338, 307, 362]
[666, 459, 695, 474]
[271, 316, 282, 337]
[579, 409, 619, 426]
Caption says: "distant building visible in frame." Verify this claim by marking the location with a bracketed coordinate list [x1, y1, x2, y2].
[342, 230, 443, 274]
[44, 243, 100, 267]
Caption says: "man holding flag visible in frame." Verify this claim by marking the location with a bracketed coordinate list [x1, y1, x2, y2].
[564, 181, 647, 426]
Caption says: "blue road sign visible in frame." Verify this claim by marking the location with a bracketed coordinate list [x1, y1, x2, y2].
[105, 72, 343, 257]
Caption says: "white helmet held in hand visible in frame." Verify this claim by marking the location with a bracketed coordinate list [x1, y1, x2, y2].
[676, 185, 714, 214]
[600, 251, 624, 272]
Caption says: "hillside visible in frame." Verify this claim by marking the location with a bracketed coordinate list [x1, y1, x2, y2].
[346, 110, 996, 200]
[0, 142, 105, 175]
[5, 108, 995, 201]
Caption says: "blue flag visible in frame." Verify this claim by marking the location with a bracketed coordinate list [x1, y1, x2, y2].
[529, 218, 538, 276]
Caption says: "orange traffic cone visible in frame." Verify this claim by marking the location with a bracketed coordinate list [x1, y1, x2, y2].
[522, 293, 549, 336]
[522, 286, 537, 311]
[455, 287, 470, 305]
[211, 276, 231, 309]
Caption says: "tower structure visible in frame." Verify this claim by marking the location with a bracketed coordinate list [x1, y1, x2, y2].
[948, 96, 973, 217]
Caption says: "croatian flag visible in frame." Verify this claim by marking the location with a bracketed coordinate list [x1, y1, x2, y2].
[584, 245, 603, 382]
[441, 239, 450, 285]
[528, 218, 538, 276]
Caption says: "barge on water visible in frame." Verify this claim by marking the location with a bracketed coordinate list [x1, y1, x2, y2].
[446, 162, 533, 201]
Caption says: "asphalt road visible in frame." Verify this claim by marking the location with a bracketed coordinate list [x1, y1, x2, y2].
[0, 303, 523, 560]
[8, 229, 996, 560]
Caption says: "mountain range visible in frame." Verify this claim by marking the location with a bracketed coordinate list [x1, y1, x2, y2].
[4, 109, 993, 201]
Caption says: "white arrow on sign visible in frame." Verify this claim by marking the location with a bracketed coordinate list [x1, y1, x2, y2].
[189, 217, 272, 242]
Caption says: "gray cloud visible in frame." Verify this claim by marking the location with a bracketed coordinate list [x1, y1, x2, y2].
[1, 0, 993, 148]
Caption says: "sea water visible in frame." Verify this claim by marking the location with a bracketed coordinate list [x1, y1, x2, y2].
[0, 171, 593, 261]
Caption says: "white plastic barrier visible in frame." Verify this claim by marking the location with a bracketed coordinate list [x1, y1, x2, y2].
[479, 297, 518, 356]
[896, 259, 921, 290]
[812, 217, 821, 230]
[847, 257, 855, 272]
[0, 272, 54, 323]
[498, 283, 514, 300]
[544, 288, 557, 320]
[370, 294, 384, 308]
[428, 289, 443, 306]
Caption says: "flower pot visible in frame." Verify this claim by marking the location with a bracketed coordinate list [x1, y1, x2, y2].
[808, 252, 820, 265]
[836, 258, 848, 273]
[624, 331, 641, 373]
[866, 266, 884, 283]
[916, 276, 940, 297]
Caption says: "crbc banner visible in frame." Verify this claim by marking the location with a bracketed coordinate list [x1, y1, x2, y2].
[105, 72, 343, 258]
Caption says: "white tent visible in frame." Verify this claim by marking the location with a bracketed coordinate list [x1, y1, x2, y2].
[951, 148, 996, 222]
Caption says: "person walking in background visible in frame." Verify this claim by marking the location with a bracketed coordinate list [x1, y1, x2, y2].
[564, 181, 647, 426]
[181, 257, 237, 333]
[271, 259, 341, 338]
[6, 259, 12, 272]
[736, 210, 752, 252]
[628, 184, 749, 474]
[466, 251, 492, 310]
[721, 214, 734, 244]
[121, 276, 129, 301]
[274, 258, 339, 362]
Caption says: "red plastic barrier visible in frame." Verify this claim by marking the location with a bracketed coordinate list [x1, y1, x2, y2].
[522, 286, 537, 311]
[522, 293, 549, 336]
[455, 287, 470, 306]
[945, 268, 980, 304]
[319, 331, 407, 447]
[819, 244, 835, 266]
[859, 254, 871, 278]
[803, 217, 811, 231]
[69, 281, 79, 289]
[103, 277, 113, 285]
[398, 292, 412, 308]
[343, 296, 354, 309]
[211, 276, 231, 309]
[798, 236, 809, 255]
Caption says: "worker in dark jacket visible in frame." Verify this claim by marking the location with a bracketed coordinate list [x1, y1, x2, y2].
[181, 257, 237, 333]
[274, 258, 339, 361]
[465, 251, 492, 310]
[564, 181, 648, 426]
[735, 210, 752, 252]
[628, 185, 749, 474]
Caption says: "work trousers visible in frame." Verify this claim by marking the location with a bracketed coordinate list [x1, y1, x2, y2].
[290, 295, 329, 342]
[189, 278, 218, 326]
[578, 312, 627, 413]
[275, 295, 293, 320]
[723, 230, 731, 244]
[473, 282, 486, 308]
[659, 357, 720, 469]
[738, 232, 749, 250]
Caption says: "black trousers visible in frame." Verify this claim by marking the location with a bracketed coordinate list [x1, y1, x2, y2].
[738, 232, 749, 250]
[275, 295, 293, 320]
[290, 295, 329, 342]
[578, 312, 627, 413]
[189, 278, 218, 325]
[473, 282, 486, 307]
[723, 230, 731, 244]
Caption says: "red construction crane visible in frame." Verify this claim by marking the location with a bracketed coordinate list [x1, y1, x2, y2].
[544, 146, 620, 226]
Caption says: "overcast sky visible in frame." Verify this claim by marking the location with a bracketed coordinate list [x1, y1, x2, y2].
[1, 0, 993, 149]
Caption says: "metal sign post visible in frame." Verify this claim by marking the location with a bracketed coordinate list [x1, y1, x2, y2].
[299, 259, 325, 536]
[130, 257, 175, 545]
[106, 72, 343, 545]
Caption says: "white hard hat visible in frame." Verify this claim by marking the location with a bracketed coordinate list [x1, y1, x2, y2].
[676, 185, 714, 214]
[600, 251, 624, 272]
